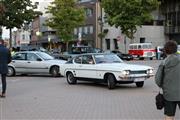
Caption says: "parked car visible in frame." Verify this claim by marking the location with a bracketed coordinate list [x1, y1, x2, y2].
[8, 51, 66, 77]
[61, 46, 103, 60]
[20, 45, 47, 52]
[111, 50, 133, 61]
[60, 53, 154, 89]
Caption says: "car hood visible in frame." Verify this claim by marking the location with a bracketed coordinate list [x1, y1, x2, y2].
[96, 63, 152, 71]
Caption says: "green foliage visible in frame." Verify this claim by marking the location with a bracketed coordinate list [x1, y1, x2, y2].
[0, 0, 41, 29]
[101, 0, 159, 39]
[46, 0, 85, 42]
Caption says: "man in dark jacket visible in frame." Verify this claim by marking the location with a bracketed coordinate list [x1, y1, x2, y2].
[0, 39, 11, 98]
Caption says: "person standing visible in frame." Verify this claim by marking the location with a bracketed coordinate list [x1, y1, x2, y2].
[0, 39, 11, 98]
[155, 40, 180, 120]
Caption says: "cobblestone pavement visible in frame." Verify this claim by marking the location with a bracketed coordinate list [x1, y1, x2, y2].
[0, 60, 179, 120]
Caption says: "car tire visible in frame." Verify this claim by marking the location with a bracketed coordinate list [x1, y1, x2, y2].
[7, 66, 15, 76]
[107, 74, 116, 89]
[66, 72, 77, 84]
[150, 57, 153, 60]
[50, 66, 59, 77]
[139, 57, 144, 60]
[136, 81, 144, 87]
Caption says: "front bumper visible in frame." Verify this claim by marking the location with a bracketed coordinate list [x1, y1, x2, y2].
[118, 74, 154, 82]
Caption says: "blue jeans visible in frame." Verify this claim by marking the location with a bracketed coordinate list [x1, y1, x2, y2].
[157, 53, 161, 60]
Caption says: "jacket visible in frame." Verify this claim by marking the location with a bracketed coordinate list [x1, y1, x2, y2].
[0, 44, 12, 74]
[155, 53, 180, 101]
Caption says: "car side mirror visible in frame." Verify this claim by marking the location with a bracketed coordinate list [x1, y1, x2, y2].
[36, 58, 42, 61]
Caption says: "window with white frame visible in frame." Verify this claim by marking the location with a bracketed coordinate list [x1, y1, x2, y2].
[85, 8, 93, 17]
[89, 26, 93, 34]
[74, 28, 78, 35]
[84, 26, 88, 34]
[79, 27, 82, 34]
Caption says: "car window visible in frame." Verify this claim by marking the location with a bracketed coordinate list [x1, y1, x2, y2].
[27, 53, 40, 61]
[36, 52, 54, 60]
[134, 45, 137, 49]
[82, 55, 94, 64]
[138, 45, 141, 49]
[94, 54, 122, 64]
[74, 56, 82, 64]
[12, 53, 26, 60]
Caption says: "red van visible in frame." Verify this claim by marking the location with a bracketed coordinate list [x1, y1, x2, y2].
[128, 43, 155, 60]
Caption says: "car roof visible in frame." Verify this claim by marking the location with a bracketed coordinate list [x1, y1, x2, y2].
[75, 53, 114, 56]
[72, 46, 91, 48]
[129, 43, 152, 45]
[15, 51, 44, 54]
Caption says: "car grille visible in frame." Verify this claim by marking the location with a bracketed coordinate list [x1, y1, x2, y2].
[130, 70, 146, 74]
[147, 52, 152, 56]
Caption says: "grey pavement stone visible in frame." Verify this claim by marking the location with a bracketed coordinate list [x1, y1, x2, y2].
[0, 60, 179, 120]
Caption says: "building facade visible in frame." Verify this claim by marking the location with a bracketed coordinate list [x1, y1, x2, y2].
[102, 8, 166, 53]
[161, 0, 180, 44]
[14, 0, 174, 52]
[12, 29, 31, 48]
[73, 0, 101, 49]
[30, 0, 61, 50]
[30, 0, 102, 51]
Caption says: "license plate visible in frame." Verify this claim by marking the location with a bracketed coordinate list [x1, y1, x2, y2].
[135, 78, 145, 82]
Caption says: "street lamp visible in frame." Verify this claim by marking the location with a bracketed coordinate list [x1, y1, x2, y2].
[35, 31, 42, 46]
[98, 3, 104, 49]
[48, 37, 51, 50]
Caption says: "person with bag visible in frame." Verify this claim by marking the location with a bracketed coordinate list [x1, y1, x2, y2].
[0, 39, 11, 98]
[155, 40, 180, 120]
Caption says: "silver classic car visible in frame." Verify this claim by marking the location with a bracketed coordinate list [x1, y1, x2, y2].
[8, 51, 66, 77]
[60, 53, 154, 89]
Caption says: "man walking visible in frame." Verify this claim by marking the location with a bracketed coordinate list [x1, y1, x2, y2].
[0, 39, 11, 98]
[155, 40, 180, 120]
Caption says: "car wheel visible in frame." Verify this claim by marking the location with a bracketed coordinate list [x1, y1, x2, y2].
[50, 66, 59, 77]
[150, 57, 153, 60]
[107, 74, 116, 89]
[136, 81, 144, 87]
[7, 66, 15, 76]
[66, 72, 77, 84]
[139, 57, 144, 60]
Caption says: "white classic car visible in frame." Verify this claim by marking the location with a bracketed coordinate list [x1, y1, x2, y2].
[60, 53, 154, 89]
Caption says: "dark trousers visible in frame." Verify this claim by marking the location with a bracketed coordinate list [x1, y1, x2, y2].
[1, 74, 6, 94]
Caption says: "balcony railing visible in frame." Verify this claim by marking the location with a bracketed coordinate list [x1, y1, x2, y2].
[165, 26, 180, 34]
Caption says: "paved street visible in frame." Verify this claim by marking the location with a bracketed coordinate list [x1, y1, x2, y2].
[0, 60, 180, 120]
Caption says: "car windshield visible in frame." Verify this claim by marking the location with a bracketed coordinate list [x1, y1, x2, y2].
[94, 54, 123, 64]
[36, 52, 54, 60]
[71, 47, 93, 54]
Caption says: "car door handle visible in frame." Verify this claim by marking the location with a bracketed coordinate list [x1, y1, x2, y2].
[12, 61, 15, 63]
[27, 61, 31, 63]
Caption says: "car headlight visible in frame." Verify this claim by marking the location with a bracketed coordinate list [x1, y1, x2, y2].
[146, 69, 153, 74]
[121, 70, 130, 75]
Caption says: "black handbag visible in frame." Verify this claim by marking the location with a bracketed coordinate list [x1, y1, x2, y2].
[155, 92, 164, 110]
[155, 65, 165, 110]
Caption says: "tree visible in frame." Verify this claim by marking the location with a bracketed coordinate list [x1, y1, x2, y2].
[0, 1, 6, 39]
[0, 0, 41, 47]
[46, 0, 85, 47]
[101, 0, 159, 39]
